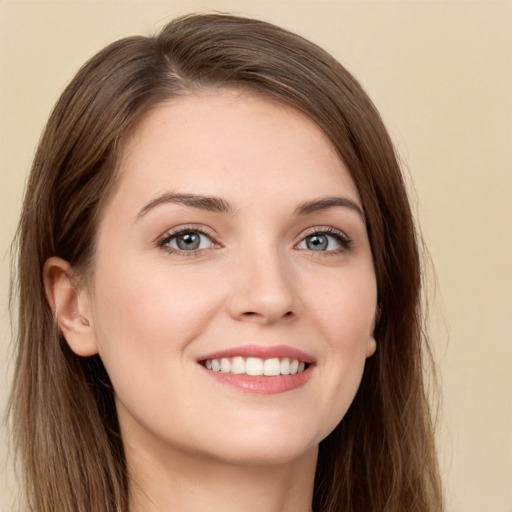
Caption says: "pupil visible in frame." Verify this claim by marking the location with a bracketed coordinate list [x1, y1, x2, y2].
[306, 234, 328, 251]
[177, 232, 200, 250]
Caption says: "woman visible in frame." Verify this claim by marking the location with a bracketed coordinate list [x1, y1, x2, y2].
[9, 13, 443, 512]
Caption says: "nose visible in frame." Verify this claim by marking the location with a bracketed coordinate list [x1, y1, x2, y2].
[226, 246, 298, 325]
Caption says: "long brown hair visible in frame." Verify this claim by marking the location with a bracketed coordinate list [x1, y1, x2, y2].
[9, 13, 443, 512]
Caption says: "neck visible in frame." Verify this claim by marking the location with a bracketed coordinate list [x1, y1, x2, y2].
[126, 441, 317, 512]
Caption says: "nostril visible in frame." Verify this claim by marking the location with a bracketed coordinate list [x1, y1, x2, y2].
[243, 311, 294, 318]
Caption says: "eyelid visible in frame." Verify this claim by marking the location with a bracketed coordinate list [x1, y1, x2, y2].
[297, 225, 350, 242]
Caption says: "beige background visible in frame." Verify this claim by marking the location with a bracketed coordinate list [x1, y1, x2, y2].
[1, 1, 511, 511]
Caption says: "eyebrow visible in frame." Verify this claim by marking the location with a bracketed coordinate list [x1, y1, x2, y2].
[137, 192, 234, 219]
[294, 197, 365, 221]
[136, 192, 364, 221]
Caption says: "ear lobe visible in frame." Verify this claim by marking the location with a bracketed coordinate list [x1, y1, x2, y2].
[366, 337, 377, 358]
[366, 302, 380, 359]
[43, 257, 98, 357]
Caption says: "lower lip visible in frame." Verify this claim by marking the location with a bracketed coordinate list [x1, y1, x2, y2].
[200, 365, 314, 394]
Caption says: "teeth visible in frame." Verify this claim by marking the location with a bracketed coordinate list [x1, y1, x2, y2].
[245, 357, 264, 376]
[204, 357, 308, 376]
[220, 358, 231, 373]
[263, 358, 280, 376]
[231, 356, 245, 374]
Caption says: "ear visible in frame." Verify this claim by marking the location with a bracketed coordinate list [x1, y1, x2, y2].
[43, 257, 98, 357]
[366, 337, 377, 358]
[366, 304, 379, 358]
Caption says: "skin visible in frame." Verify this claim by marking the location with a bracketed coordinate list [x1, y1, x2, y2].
[45, 90, 377, 512]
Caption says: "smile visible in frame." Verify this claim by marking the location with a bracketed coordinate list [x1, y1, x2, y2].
[197, 345, 315, 394]
[202, 357, 308, 376]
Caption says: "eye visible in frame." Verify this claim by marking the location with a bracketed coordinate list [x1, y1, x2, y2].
[159, 229, 214, 253]
[296, 229, 350, 253]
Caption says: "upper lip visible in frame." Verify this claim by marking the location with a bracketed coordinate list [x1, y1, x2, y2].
[197, 344, 315, 363]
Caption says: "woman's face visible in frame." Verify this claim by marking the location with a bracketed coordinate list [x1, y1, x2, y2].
[83, 90, 377, 465]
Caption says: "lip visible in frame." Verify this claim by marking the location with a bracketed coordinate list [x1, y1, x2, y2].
[197, 344, 316, 395]
[197, 344, 316, 363]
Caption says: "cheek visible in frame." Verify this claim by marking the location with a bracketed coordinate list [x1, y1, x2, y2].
[305, 268, 376, 435]
[311, 264, 377, 345]
[93, 258, 221, 339]
[88, 258, 226, 392]
[328, 277, 376, 376]
[87, 260, 227, 433]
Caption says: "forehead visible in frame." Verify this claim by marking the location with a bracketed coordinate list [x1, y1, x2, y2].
[112, 90, 360, 212]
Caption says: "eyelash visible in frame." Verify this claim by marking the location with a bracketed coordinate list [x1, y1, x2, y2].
[157, 226, 352, 256]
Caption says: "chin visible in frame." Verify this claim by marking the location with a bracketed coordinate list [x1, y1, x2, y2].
[210, 441, 318, 467]
[192, 421, 323, 466]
